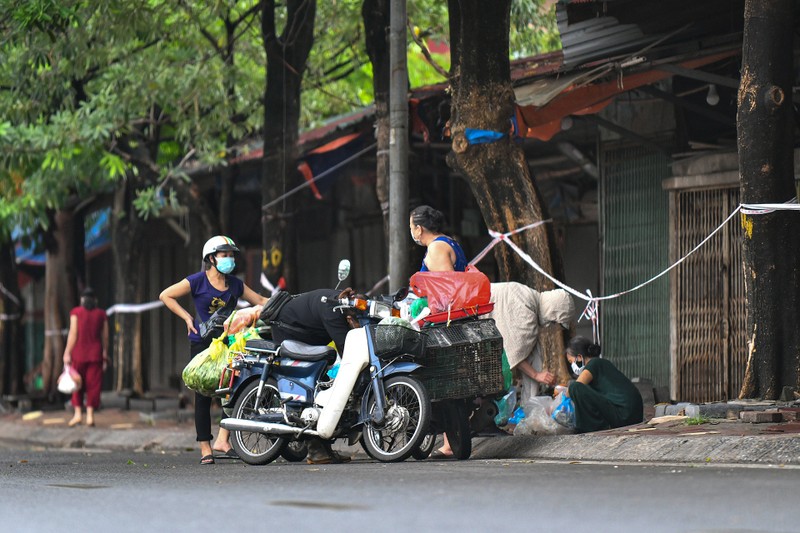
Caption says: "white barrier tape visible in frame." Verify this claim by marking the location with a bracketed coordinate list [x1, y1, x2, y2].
[502, 205, 745, 304]
[106, 300, 165, 316]
[0, 283, 21, 306]
[740, 197, 800, 215]
[260, 272, 279, 295]
[578, 290, 601, 345]
[469, 219, 551, 266]
[107, 298, 252, 316]
[0, 313, 21, 321]
[45, 328, 69, 337]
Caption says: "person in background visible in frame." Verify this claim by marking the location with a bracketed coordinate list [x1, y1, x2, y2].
[160, 235, 267, 465]
[410, 205, 468, 273]
[562, 336, 643, 433]
[409, 205, 467, 459]
[488, 283, 574, 401]
[63, 288, 109, 427]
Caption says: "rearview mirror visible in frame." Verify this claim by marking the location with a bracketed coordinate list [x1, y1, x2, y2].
[337, 259, 351, 282]
[393, 286, 409, 302]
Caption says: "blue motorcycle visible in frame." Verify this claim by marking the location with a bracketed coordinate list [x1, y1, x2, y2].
[218, 294, 431, 465]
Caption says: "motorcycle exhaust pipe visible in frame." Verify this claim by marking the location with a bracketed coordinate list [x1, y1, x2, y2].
[220, 418, 319, 437]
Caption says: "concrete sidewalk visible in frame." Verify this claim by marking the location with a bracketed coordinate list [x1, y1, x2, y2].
[2, 400, 799, 466]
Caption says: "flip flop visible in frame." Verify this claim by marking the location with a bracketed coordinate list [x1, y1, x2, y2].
[429, 450, 456, 460]
[199, 455, 216, 465]
[213, 449, 240, 460]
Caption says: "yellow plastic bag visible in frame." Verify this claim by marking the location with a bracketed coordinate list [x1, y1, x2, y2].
[182, 332, 231, 397]
[228, 315, 261, 353]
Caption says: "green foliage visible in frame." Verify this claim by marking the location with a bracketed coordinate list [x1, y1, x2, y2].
[685, 416, 711, 426]
[1, 0, 563, 236]
[511, 0, 562, 58]
[0, 0, 264, 235]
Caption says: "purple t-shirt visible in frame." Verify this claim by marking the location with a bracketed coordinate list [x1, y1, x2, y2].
[186, 271, 244, 343]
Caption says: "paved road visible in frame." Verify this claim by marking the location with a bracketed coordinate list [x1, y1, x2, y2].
[1, 446, 797, 533]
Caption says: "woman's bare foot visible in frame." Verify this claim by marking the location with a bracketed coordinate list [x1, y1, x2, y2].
[68, 415, 82, 427]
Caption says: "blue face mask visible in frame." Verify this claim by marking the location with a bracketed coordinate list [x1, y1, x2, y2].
[216, 257, 235, 274]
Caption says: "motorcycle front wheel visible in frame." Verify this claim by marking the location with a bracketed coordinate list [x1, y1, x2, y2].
[362, 375, 430, 463]
[229, 379, 288, 465]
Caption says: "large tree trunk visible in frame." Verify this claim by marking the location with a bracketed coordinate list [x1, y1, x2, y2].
[261, 0, 316, 293]
[41, 209, 83, 399]
[111, 180, 146, 395]
[737, 0, 799, 399]
[0, 240, 25, 396]
[446, 0, 569, 381]
[363, 0, 391, 233]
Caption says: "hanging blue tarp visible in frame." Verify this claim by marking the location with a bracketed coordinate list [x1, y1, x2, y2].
[14, 208, 111, 266]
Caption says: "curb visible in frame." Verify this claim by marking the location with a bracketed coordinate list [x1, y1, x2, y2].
[3, 420, 799, 466]
[469, 433, 800, 466]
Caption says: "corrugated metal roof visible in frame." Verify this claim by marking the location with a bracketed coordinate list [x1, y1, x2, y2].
[557, 0, 744, 69]
[558, 6, 652, 68]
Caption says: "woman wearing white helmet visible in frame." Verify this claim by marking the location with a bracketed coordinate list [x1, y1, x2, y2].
[160, 235, 267, 465]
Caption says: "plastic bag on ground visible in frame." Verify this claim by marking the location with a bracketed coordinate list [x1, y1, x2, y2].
[512, 395, 574, 436]
[494, 387, 518, 426]
[551, 392, 576, 429]
[182, 332, 231, 397]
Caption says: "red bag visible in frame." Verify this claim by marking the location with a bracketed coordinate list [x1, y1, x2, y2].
[409, 267, 491, 314]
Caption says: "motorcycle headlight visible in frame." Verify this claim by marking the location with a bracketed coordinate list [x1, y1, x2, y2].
[370, 301, 393, 319]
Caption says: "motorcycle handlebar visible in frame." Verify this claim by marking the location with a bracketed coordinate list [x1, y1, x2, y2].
[320, 295, 399, 318]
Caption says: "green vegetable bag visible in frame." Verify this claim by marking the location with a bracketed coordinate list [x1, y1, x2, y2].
[182, 331, 231, 397]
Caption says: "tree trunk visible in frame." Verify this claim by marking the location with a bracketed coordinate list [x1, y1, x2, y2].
[111, 180, 146, 395]
[41, 209, 83, 399]
[363, 0, 391, 234]
[446, 0, 569, 380]
[0, 240, 25, 396]
[737, 0, 799, 399]
[261, 0, 316, 293]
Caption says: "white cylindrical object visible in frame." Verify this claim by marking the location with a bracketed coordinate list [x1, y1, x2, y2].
[315, 328, 370, 439]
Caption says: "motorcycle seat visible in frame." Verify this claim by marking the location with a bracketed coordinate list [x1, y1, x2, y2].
[245, 339, 279, 352]
[280, 339, 337, 363]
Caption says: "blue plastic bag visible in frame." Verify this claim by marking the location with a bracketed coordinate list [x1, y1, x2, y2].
[551, 393, 575, 429]
[493, 387, 517, 426]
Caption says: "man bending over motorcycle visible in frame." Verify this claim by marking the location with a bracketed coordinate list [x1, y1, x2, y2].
[267, 288, 361, 464]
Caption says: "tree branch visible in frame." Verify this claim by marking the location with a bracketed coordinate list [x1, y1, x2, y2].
[408, 20, 449, 79]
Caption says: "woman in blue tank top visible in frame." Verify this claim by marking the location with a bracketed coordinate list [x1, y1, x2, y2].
[409, 205, 468, 460]
[409, 205, 468, 272]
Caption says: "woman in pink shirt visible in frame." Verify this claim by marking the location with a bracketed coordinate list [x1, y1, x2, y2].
[63, 288, 109, 427]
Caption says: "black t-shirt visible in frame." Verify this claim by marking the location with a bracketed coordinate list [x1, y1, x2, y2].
[271, 288, 351, 353]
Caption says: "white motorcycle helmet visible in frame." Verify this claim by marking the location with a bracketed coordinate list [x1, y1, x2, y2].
[202, 235, 240, 263]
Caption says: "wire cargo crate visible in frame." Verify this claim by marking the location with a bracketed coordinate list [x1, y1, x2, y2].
[417, 319, 505, 401]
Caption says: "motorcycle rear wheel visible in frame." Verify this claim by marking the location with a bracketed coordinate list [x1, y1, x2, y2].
[362, 375, 430, 463]
[230, 379, 288, 465]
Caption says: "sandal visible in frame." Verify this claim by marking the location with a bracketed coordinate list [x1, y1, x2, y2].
[213, 449, 240, 460]
[199, 455, 216, 465]
[429, 449, 456, 460]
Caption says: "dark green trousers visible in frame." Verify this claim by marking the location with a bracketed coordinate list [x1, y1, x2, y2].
[569, 382, 635, 434]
